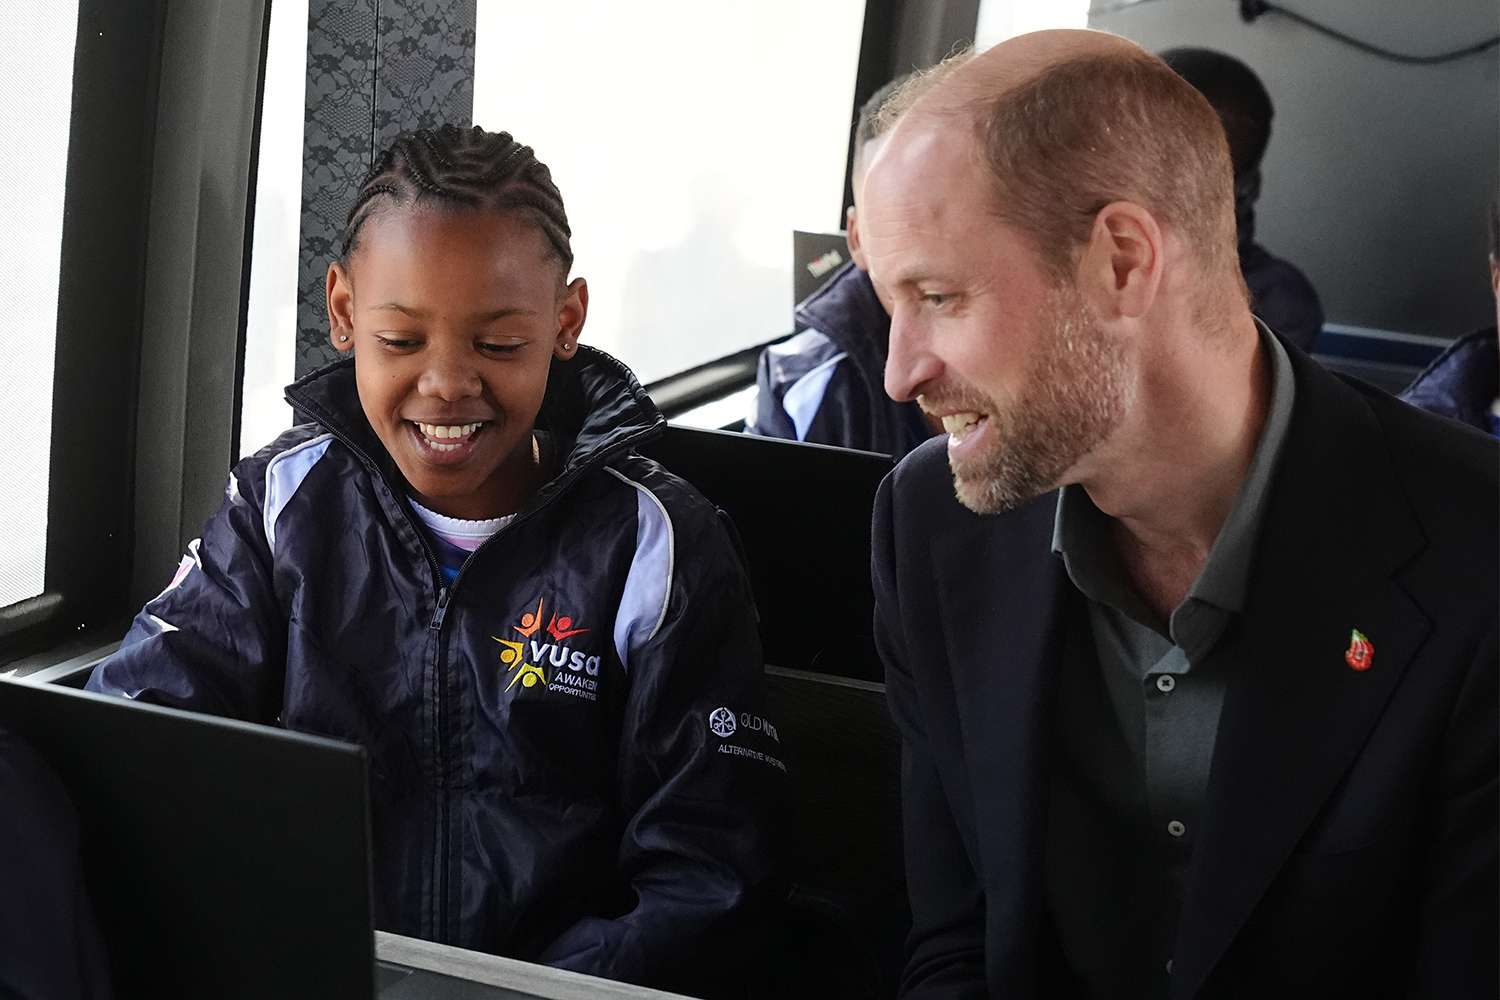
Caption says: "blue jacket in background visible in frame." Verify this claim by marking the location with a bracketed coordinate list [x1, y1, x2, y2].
[87, 347, 783, 993]
[747, 262, 932, 458]
[1400, 327, 1500, 437]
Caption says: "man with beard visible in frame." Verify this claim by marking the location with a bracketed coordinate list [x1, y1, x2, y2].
[864, 29, 1497, 1000]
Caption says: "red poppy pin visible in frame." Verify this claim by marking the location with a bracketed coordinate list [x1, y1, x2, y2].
[1345, 629, 1374, 672]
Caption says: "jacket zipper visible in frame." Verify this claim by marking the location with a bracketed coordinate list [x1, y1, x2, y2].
[429, 585, 450, 941]
[276, 418, 454, 941]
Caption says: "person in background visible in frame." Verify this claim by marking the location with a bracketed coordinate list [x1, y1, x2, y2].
[86, 125, 781, 995]
[1401, 198, 1500, 436]
[746, 73, 941, 457]
[866, 30, 1495, 998]
[1161, 47, 1326, 352]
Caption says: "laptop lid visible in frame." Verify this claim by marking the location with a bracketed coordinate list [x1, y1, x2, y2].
[640, 425, 892, 681]
[0, 678, 374, 1000]
[792, 230, 851, 319]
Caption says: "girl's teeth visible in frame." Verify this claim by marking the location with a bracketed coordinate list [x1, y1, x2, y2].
[416, 422, 482, 440]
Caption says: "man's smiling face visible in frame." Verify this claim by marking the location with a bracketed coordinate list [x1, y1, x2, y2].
[327, 205, 585, 520]
[864, 119, 1130, 514]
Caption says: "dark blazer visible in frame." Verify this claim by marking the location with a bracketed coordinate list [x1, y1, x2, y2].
[872, 343, 1498, 999]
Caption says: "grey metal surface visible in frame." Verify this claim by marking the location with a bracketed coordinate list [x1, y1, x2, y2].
[378, 962, 535, 999]
[375, 933, 696, 1000]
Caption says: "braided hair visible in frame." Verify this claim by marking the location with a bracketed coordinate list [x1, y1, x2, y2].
[340, 125, 572, 273]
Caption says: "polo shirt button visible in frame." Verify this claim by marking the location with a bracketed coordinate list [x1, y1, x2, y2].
[1167, 819, 1187, 838]
[1156, 675, 1176, 693]
[1166, 958, 1174, 975]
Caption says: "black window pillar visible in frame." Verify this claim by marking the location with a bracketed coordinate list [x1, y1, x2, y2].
[296, 0, 477, 377]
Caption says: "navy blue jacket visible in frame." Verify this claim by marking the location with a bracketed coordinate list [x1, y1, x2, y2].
[748, 262, 932, 458]
[1241, 239, 1324, 353]
[1236, 184, 1324, 353]
[875, 339, 1497, 998]
[88, 347, 783, 992]
[1401, 327, 1499, 437]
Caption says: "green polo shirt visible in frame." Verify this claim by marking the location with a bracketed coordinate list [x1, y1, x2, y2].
[1044, 323, 1295, 997]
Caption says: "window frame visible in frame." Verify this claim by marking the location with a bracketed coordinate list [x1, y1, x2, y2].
[1, 0, 166, 662]
[2, 0, 273, 667]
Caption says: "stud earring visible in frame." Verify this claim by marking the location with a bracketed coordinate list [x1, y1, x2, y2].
[338, 335, 350, 343]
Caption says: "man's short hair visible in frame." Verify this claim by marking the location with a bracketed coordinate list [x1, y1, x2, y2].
[851, 76, 907, 182]
[970, 49, 1240, 294]
[856, 76, 909, 156]
[853, 53, 975, 180]
[1159, 47, 1273, 178]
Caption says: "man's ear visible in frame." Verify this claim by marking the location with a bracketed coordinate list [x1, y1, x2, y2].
[553, 277, 589, 361]
[327, 261, 355, 353]
[1076, 201, 1164, 321]
[846, 205, 868, 272]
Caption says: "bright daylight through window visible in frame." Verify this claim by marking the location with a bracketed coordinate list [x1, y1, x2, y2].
[472, 1, 866, 385]
[975, 0, 1090, 49]
[240, 0, 308, 457]
[0, 2, 78, 609]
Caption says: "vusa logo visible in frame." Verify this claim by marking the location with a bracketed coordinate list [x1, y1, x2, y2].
[708, 707, 737, 738]
[493, 596, 603, 701]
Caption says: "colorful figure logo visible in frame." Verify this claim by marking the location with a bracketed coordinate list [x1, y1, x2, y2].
[1345, 629, 1374, 672]
[513, 596, 591, 642]
[494, 636, 547, 691]
[496, 596, 591, 692]
[514, 598, 546, 638]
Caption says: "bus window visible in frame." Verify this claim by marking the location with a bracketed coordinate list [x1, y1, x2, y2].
[471, 2, 866, 385]
[975, 0, 1088, 48]
[239, 0, 307, 457]
[0, 2, 78, 611]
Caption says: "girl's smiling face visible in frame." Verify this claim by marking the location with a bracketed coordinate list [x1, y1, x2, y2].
[325, 205, 587, 520]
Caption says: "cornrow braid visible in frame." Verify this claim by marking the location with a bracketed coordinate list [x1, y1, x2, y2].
[339, 124, 573, 271]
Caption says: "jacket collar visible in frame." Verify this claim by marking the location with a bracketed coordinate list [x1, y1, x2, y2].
[1165, 344, 1427, 996]
[794, 260, 890, 368]
[795, 260, 932, 456]
[283, 345, 665, 502]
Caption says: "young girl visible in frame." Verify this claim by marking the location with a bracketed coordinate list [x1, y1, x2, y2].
[88, 125, 782, 991]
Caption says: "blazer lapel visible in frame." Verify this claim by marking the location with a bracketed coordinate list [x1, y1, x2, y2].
[1171, 356, 1429, 998]
[931, 492, 1070, 991]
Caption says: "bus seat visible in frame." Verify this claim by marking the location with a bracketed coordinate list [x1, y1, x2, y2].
[757, 665, 908, 999]
[639, 426, 892, 682]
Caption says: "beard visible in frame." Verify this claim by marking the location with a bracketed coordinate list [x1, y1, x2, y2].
[927, 284, 1130, 515]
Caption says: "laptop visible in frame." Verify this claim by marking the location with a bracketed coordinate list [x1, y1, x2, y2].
[0, 677, 375, 999]
[640, 425, 893, 681]
[0, 677, 695, 998]
[792, 229, 851, 318]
